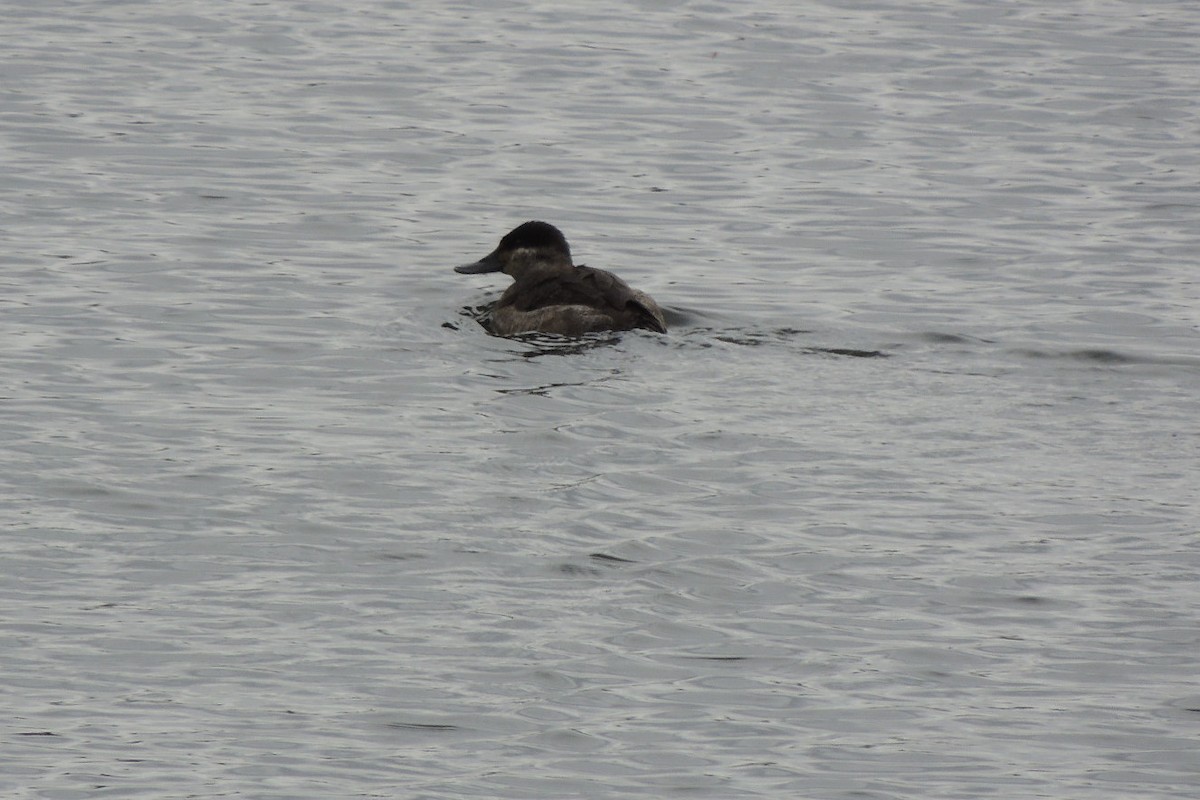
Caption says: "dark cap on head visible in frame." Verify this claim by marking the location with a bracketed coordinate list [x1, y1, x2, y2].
[497, 221, 570, 260]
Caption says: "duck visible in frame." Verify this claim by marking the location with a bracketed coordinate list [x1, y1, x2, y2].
[454, 221, 667, 337]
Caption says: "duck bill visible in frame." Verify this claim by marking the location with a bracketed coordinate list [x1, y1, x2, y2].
[454, 250, 503, 274]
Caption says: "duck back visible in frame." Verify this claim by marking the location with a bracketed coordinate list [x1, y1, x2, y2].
[497, 265, 667, 335]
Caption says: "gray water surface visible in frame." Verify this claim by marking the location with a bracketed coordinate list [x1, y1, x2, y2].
[3, 1, 1199, 798]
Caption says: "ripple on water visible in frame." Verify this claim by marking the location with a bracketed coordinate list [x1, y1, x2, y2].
[3, 1, 1200, 798]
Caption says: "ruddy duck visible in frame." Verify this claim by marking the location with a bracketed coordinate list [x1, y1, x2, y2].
[454, 221, 667, 337]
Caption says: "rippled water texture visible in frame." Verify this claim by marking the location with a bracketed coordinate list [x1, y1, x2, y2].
[3, 1, 1199, 797]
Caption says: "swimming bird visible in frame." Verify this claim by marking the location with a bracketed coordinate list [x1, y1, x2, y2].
[454, 221, 667, 337]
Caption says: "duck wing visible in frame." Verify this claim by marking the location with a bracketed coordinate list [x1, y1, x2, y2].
[506, 266, 667, 333]
[575, 267, 667, 333]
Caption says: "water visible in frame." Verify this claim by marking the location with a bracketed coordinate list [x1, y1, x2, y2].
[3, 1, 1199, 797]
